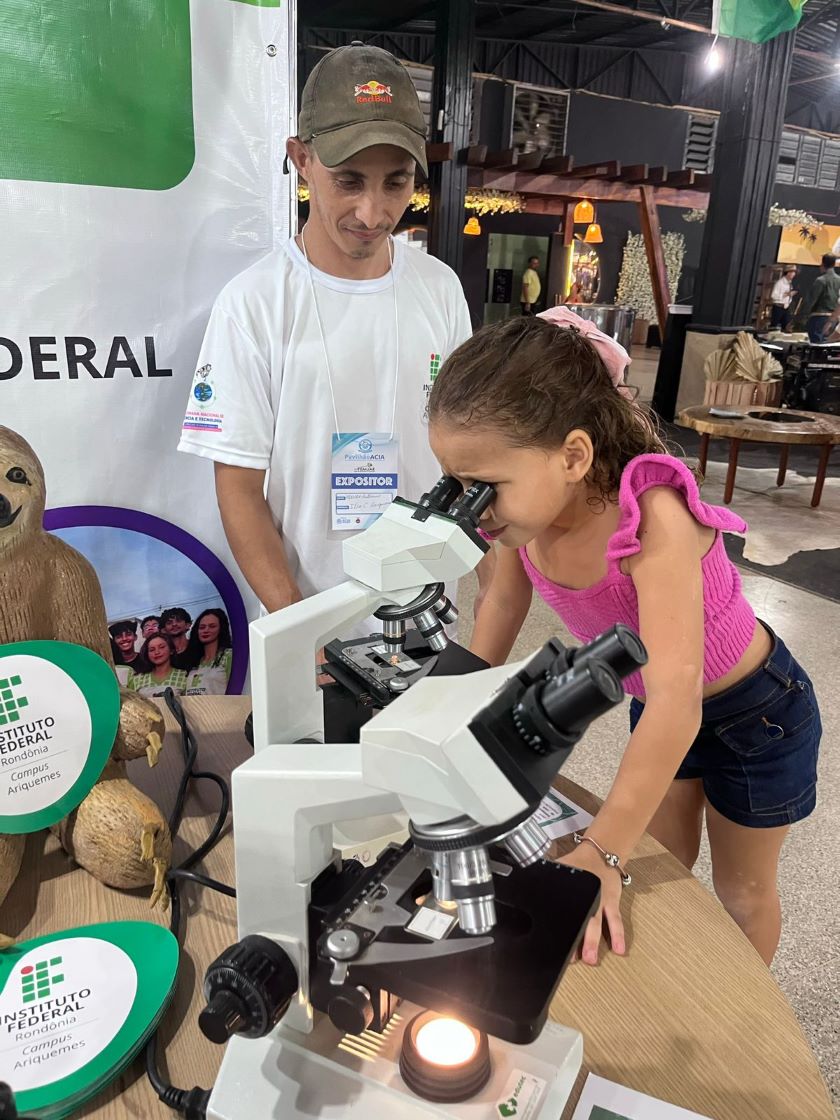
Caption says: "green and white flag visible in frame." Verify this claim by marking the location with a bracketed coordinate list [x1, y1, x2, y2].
[713, 0, 808, 42]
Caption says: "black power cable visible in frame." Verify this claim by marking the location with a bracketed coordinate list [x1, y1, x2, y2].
[143, 688, 237, 1119]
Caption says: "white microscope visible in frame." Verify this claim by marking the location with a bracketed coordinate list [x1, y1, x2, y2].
[201, 478, 647, 1119]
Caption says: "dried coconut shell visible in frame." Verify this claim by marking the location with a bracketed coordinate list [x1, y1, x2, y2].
[111, 690, 166, 764]
[52, 761, 171, 907]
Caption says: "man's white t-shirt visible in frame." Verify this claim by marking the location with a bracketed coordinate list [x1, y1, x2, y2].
[178, 237, 472, 600]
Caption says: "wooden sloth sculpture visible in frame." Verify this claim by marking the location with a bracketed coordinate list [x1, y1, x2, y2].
[0, 426, 171, 946]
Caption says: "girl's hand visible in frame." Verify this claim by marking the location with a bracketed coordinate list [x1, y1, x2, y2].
[556, 842, 626, 965]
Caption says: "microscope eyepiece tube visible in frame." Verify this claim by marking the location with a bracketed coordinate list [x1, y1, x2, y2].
[540, 659, 623, 737]
[569, 623, 648, 680]
[416, 475, 463, 513]
[447, 482, 495, 527]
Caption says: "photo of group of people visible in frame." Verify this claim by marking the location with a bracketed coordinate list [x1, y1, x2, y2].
[109, 606, 233, 697]
[47, 517, 244, 699]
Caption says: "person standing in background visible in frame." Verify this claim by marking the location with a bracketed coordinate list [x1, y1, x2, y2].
[769, 267, 796, 331]
[800, 254, 840, 343]
[520, 255, 541, 316]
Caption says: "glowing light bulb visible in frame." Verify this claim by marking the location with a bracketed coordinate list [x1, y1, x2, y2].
[414, 1017, 478, 1066]
[705, 43, 722, 72]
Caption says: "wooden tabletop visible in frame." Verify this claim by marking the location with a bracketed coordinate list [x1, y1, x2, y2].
[2, 697, 833, 1120]
[678, 405, 840, 445]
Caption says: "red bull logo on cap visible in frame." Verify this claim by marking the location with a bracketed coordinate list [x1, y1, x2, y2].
[354, 79, 393, 103]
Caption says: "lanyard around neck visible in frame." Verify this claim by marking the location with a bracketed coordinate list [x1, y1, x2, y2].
[299, 225, 400, 441]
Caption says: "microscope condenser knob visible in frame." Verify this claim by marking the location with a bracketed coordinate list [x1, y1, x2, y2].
[328, 986, 375, 1035]
[199, 934, 299, 1043]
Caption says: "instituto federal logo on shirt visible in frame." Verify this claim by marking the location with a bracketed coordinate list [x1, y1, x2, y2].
[423, 351, 442, 403]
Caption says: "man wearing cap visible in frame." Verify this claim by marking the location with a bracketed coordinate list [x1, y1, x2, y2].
[178, 44, 477, 624]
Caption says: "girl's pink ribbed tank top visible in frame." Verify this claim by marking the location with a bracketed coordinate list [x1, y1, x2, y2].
[518, 454, 757, 698]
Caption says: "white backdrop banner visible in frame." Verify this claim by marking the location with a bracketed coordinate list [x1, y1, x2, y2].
[0, 0, 295, 694]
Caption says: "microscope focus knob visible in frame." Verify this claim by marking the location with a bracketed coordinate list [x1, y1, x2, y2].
[199, 934, 298, 1044]
[328, 986, 375, 1035]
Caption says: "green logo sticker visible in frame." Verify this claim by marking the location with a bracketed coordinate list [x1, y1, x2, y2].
[1, 0, 195, 190]
[21, 957, 64, 1004]
[429, 352, 442, 382]
[0, 922, 179, 1119]
[495, 1070, 546, 1120]
[0, 674, 29, 726]
[0, 641, 120, 835]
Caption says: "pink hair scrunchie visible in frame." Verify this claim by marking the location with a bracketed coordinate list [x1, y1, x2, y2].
[537, 306, 634, 399]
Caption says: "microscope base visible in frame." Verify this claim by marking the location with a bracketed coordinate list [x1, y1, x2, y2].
[206, 1003, 582, 1119]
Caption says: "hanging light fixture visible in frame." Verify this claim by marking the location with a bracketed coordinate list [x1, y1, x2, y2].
[463, 216, 482, 236]
[573, 199, 594, 224]
[584, 222, 603, 244]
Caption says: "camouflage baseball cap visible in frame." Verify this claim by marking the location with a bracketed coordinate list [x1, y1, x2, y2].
[298, 43, 428, 174]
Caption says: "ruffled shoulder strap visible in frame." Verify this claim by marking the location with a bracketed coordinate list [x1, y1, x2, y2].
[607, 454, 747, 564]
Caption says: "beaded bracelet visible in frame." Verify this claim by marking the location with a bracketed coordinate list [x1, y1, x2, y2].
[572, 832, 632, 888]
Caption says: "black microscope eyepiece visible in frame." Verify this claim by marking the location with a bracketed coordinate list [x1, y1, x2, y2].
[447, 482, 496, 527]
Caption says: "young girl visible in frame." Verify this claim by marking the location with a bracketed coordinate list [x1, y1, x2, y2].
[427, 311, 820, 968]
[128, 633, 189, 698]
[183, 608, 234, 696]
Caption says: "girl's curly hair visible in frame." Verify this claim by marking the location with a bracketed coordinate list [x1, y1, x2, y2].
[427, 316, 667, 501]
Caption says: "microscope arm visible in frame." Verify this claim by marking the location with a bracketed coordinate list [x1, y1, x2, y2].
[250, 580, 424, 748]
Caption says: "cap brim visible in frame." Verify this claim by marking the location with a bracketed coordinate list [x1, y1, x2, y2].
[312, 121, 428, 176]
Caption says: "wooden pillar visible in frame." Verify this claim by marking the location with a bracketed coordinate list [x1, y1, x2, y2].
[638, 185, 671, 339]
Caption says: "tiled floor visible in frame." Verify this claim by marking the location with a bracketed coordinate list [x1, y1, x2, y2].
[458, 568, 840, 1112]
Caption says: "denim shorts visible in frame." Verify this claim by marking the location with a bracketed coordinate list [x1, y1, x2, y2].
[629, 624, 820, 828]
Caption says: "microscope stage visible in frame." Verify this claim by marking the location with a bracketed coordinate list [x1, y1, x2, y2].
[309, 845, 601, 1045]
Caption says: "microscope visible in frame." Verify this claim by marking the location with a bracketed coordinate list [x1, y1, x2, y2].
[200, 478, 647, 1119]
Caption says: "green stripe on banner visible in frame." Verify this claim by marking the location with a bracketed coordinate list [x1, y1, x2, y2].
[717, 0, 807, 42]
[0, 0, 194, 190]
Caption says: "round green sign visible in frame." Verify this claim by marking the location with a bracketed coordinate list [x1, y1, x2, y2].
[0, 641, 120, 834]
[0, 921, 179, 1119]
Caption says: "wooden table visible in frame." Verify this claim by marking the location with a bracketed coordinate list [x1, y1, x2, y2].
[678, 404, 840, 507]
[2, 697, 833, 1120]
